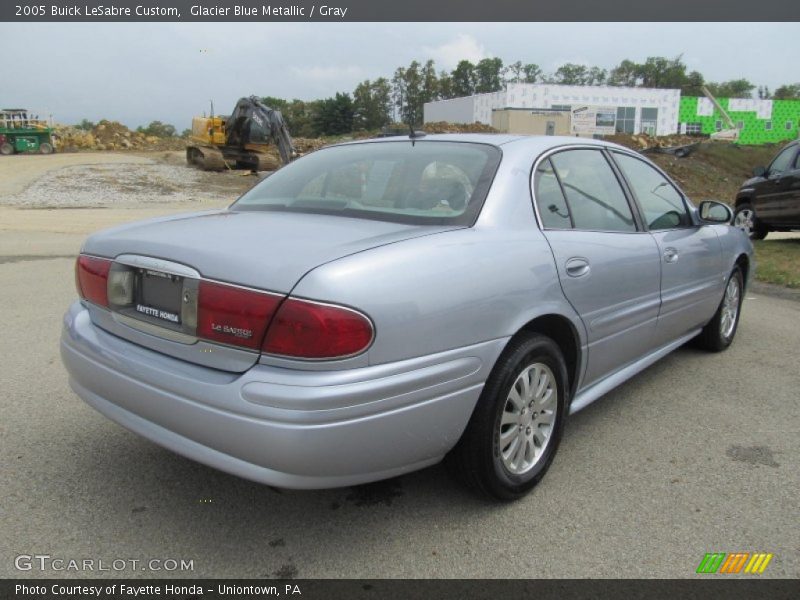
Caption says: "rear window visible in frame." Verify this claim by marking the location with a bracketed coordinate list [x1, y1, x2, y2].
[232, 141, 501, 225]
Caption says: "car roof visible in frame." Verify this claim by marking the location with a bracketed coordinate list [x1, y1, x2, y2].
[341, 133, 628, 153]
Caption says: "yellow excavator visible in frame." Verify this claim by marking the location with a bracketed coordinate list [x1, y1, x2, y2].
[186, 96, 294, 171]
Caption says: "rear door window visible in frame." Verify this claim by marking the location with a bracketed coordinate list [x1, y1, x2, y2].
[548, 149, 636, 232]
[534, 158, 572, 229]
[613, 152, 691, 230]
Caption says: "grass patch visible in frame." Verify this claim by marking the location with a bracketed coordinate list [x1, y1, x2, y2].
[753, 238, 800, 288]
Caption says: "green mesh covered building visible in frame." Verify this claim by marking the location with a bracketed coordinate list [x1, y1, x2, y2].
[679, 96, 800, 145]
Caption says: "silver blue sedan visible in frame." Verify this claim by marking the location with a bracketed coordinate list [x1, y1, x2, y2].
[61, 134, 752, 500]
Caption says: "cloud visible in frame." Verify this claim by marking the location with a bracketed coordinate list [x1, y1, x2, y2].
[291, 65, 365, 83]
[424, 34, 488, 69]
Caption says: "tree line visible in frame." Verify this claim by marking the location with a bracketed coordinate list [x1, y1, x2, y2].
[76, 56, 800, 138]
[263, 55, 800, 137]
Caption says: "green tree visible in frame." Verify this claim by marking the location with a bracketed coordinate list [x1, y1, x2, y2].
[391, 66, 407, 123]
[683, 71, 706, 96]
[260, 96, 289, 112]
[637, 56, 690, 89]
[608, 59, 639, 87]
[136, 121, 177, 137]
[451, 60, 477, 97]
[505, 61, 524, 84]
[352, 78, 392, 130]
[586, 66, 607, 86]
[313, 93, 354, 136]
[522, 63, 543, 84]
[772, 83, 800, 99]
[438, 70, 454, 99]
[554, 63, 589, 85]
[475, 57, 504, 93]
[75, 119, 95, 131]
[705, 79, 755, 98]
[421, 60, 440, 103]
[399, 61, 424, 126]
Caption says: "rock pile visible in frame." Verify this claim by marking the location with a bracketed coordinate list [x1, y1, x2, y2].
[53, 120, 186, 152]
[605, 133, 711, 151]
[422, 121, 498, 134]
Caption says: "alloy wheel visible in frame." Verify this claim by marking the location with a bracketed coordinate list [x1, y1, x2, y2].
[497, 363, 557, 475]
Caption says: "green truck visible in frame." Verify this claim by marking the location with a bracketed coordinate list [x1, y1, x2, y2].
[0, 108, 55, 155]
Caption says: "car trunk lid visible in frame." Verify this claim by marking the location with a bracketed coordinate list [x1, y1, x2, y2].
[80, 210, 460, 371]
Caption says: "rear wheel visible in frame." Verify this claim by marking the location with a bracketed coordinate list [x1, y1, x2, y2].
[447, 334, 568, 501]
[695, 267, 744, 352]
[0, 142, 13, 156]
[38, 142, 53, 155]
[733, 203, 768, 240]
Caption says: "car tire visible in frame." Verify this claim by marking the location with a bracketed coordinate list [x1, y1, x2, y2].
[733, 203, 768, 240]
[0, 142, 13, 155]
[38, 142, 53, 155]
[695, 267, 744, 352]
[447, 334, 568, 501]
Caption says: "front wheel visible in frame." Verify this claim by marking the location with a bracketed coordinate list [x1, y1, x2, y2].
[733, 203, 768, 240]
[447, 334, 568, 501]
[0, 142, 13, 155]
[695, 267, 744, 352]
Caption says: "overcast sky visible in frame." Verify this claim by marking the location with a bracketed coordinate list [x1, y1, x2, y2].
[2, 22, 798, 128]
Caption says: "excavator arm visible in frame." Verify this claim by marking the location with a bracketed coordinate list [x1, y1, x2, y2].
[225, 96, 295, 165]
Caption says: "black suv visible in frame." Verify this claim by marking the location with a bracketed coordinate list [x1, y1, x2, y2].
[734, 140, 800, 239]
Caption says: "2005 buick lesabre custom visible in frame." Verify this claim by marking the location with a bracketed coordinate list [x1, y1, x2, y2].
[61, 134, 752, 500]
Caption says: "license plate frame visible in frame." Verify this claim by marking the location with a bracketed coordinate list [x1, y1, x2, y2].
[135, 268, 184, 325]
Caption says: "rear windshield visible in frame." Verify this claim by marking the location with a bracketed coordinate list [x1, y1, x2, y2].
[231, 141, 502, 225]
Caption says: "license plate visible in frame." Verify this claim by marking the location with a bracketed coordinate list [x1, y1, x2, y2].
[135, 269, 183, 324]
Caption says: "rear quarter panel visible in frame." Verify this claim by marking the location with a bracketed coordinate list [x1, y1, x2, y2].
[284, 149, 586, 370]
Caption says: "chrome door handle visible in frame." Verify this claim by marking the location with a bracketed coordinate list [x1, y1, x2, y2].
[663, 247, 679, 263]
[565, 257, 590, 277]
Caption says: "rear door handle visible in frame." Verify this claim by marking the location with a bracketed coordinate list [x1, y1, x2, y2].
[663, 247, 679, 263]
[565, 257, 590, 277]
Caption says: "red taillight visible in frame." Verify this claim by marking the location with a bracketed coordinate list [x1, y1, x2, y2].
[262, 298, 374, 359]
[196, 280, 282, 350]
[75, 255, 111, 307]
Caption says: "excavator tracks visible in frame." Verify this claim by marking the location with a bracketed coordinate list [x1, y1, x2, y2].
[186, 146, 226, 171]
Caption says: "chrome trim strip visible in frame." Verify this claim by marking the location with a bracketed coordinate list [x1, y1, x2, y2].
[113, 312, 198, 344]
[570, 328, 701, 414]
[114, 254, 201, 279]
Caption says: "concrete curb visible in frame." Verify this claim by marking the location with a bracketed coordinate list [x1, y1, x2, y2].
[748, 280, 800, 303]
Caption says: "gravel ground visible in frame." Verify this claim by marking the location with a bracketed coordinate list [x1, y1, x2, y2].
[0, 152, 256, 208]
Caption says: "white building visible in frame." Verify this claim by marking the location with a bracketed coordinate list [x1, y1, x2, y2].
[424, 83, 681, 137]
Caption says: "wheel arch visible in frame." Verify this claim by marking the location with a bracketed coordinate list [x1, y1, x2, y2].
[507, 313, 582, 401]
[735, 253, 750, 287]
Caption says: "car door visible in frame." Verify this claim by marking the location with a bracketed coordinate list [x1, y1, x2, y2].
[533, 148, 662, 388]
[753, 144, 798, 227]
[611, 151, 724, 348]
[784, 149, 800, 227]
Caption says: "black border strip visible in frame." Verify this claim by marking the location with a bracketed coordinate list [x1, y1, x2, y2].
[3, 579, 800, 599]
[3, 0, 800, 22]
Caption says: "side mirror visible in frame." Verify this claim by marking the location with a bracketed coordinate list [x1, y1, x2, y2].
[698, 200, 733, 224]
[753, 165, 766, 177]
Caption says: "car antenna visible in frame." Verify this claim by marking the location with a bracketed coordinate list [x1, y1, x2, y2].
[408, 122, 425, 146]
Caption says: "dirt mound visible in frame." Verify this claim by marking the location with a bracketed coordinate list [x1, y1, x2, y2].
[605, 133, 705, 151]
[648, 142, 778, 202]
[422, 121, 498, 134]
[53, 120, 186, 152]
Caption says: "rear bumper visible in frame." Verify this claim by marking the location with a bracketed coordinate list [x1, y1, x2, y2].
[61, 301, 504, 488]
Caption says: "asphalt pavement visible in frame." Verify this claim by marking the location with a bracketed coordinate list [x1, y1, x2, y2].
[0, 210, 798, 580]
